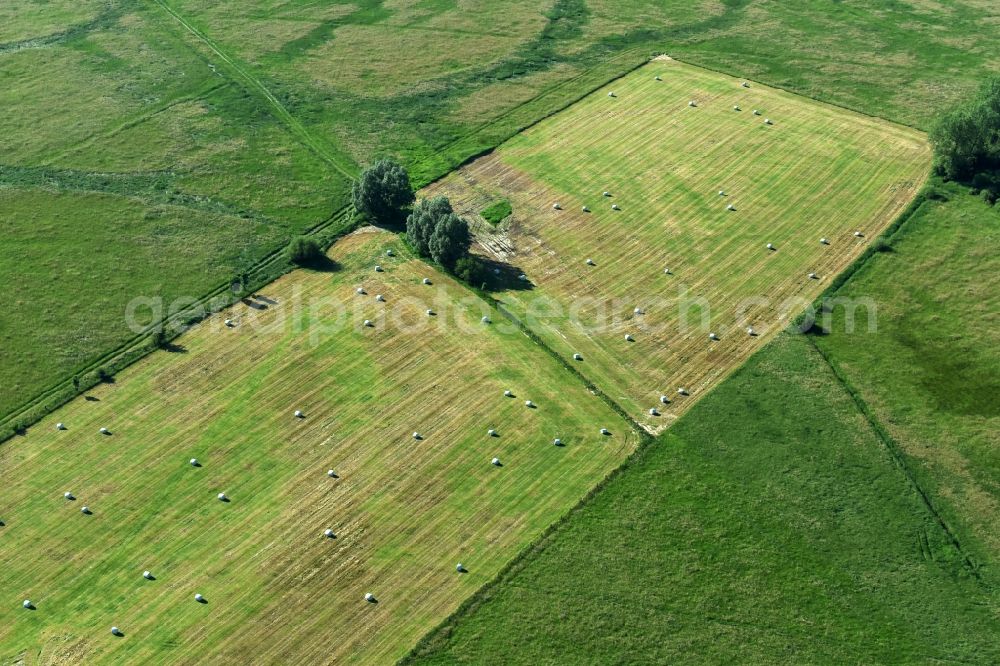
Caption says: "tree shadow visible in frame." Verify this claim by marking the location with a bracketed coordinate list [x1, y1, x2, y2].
[800, 320, 829, 336]
[296, 255, 341, 272]
[477, 258, 535, 292]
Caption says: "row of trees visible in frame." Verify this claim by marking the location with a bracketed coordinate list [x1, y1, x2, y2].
[931, 76, 1000, 203]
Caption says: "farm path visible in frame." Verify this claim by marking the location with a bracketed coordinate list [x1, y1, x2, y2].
[148, 0, 357, 181]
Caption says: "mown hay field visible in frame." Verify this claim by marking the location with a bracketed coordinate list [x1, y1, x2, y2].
[0, 230, 636, 664]
[425, 57, 932, 428]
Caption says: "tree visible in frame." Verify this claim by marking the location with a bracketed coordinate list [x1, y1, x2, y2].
[286, 236, 324, 266]
[428, 212, 471, 270]
[931, 76, 1000, 196]
[406, 196, 453, 256]
[352, 158, 415, 224]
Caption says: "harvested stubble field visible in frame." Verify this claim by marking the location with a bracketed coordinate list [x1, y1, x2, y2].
[0, 229, 636, 664]
[424, 57, 932, 428]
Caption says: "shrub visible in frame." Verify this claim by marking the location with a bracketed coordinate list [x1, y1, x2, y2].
[453, 255, 486, 284]
[481, 199, 512, 225]
[151, 328, 167, 349]
[286, 236, 324, 266]
[874, 238, 893, 253]
[428, 213, 471, 270]
[352, 159, 415, 225]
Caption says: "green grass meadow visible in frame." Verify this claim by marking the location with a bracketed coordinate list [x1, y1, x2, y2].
[813, 184, 1000, 582]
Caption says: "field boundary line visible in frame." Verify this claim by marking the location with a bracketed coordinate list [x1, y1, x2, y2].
[415, 49, 652, 188]
[0, 205, 356, 443]
[148, 0, 357, 180]
[669, 56, 926, 132]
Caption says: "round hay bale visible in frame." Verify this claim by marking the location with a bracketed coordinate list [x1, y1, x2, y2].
[426, 309, 435, 316]
[718, 190, 726, 196]
[625, 334, 635, 342]
[582, 205, 590, 212]
[611, 203, 620, 210]
[525, 400, 535, 408]
[766, 243, 775, 251]
[386, 249, 395, 257]
[733, 105, 740, 111]
[23, 600, 32, 609]
[143, 571, 153, 580]
[456, 563, 465, 572]
[608, 92, 616, 98]
[327, 469, 338, 478]
[491, 457, 501, 466]
[820, 237, 829, 245]
[688, 100, 697, 107]
[375, 294, 385, 302]
[190, 458, 199, 466]
[488, 429, 497, 437]
[482, 315, 491, 324]
[64, 491, 74, 500]
[324, 529, 335, 538]
[677, 387, 688, 395]
[709, 332, 718, 340]
[80, 506, 91, 514]
[747, 327, 756, 336]
[663, 267, 672, 275]
[649, 408, 659, 416]
[573, 353, 583, 361]
[365, 592, 375, 602]
[217, 492, 228, 501]
[412, 432, 422, 440]
[634, 307, 644, 315]
[552, 202, 562, 210]
[854, 231, 864, 237]
[764, 118, 773, 125]
[99, 427, 109, 435]
[504, 390, 513, 397]
[294, 410, 304, 418]
[586, 258, 595, 266]
[660, 395, 670, 405]
[727, 203, 736, 211]
[225, 318, 234, 327]
[809, 272, 818, 279]
[655, 75, 662, 81]
[553, 438, 563, 446]
[363, 319, 373, 327]
[374, 265, 384, 272]
[111, 626, 122, 636]
[753, 109, 761, 115]
[423, 278, 431, 285]
[600, 428, 610, 436]
[602, 191, 611, 197]
[194, 594, 205, 603]
[742, 81, 750, 88]
[56, 422, 66, 431]
[356, 287, 364, 295]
